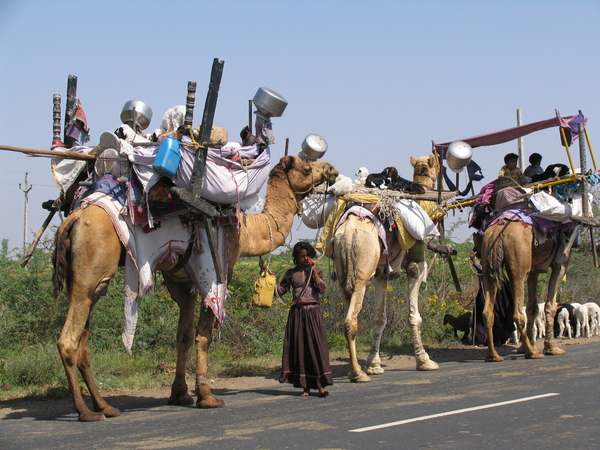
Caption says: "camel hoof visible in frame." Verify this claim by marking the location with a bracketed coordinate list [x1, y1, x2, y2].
[544, 346, 566, 356]
[197, 396, 226, 409]
[366, 366, 384, 375]
[525, 352, 544, 359]
[349, 371, 371, 383]
[485, 354, 504, 362]
[168, 393, 194, 405]
[416, 360, 439, 371]
[97, 405, 121, 418]
[78, 411, 106, 422]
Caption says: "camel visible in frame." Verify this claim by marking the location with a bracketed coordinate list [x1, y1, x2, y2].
[52, 155, 338, 421]
[480, 220, 580, 362]
[332, 154, 440, 382]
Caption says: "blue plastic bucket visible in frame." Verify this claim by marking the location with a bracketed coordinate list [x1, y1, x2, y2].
[153, 136, 181, 177]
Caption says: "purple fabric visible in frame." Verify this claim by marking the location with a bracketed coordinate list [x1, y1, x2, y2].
[432, 114, 587, 152]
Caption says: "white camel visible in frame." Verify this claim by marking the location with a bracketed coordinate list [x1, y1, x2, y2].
[332, 155, 440, 382]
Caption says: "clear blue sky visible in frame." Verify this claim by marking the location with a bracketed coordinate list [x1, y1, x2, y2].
[1, 0, 599, 250]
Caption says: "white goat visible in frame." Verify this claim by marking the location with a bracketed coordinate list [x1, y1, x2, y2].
[532, 302, 546, 342]
[574, 304, 590, 338]
[508, 306, 527, 345]
[556, 308, 572, 338]
[354, 167, 369, 185]
[584, 302, 600, 337]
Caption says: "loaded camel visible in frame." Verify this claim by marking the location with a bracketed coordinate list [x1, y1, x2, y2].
[333, 155, 440, 382]
[53, 155, 338, 421]
[480, 220, 580, 362]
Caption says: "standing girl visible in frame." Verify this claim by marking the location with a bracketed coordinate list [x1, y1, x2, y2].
[277, 241, 333, 397]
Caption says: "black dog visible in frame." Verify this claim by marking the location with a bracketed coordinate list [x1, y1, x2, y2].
[531, 164, 570, 183]
[365, 167, 398, 189]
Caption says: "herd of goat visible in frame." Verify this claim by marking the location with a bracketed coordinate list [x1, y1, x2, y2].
[443, 302, 600, 345]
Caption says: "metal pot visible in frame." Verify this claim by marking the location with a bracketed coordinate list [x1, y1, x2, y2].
[252, 87, 288, 119]
[120, 100, 153, 130]
[446, 141, 473, 173]
[300, 134, 328, 160]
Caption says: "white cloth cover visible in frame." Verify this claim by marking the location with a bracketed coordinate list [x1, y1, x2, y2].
[302, 194, 336, 229]
[81, 192, 228, 354]
[395, 199, 440, 240]
[530, 191, 571, 222]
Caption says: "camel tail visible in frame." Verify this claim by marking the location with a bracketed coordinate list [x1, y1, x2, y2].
[52, 212, 78, 299]
[485, 233, 505, 289]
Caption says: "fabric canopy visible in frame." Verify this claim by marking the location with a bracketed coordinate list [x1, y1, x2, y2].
[432, 113, 587, 152]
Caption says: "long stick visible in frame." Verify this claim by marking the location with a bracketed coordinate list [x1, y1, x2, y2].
[0, 145, 97, 161]
[21, 207, 57, 267]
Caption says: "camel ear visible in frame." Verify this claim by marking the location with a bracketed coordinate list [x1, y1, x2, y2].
[410, 156, 417, 167]
[428, 154, 436, 168]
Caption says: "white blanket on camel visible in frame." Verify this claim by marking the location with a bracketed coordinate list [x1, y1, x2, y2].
[81, 192, 229, 354]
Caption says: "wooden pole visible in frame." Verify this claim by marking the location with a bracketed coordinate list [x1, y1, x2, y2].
[0, 145, 98, 161]
[517, 109, 525, 171]
[19, 173, 32, 250]
[184, 81, 197, 129]
[285, 138, 289, 156]
[63, 75, 77, 148]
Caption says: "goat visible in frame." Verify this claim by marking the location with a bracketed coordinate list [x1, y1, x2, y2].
[354, 167, 369, 185]
[387, 176, 426, 194]
[508, 306, 527, 345]
[532, 302, 545, 342]
[443, 312, 473, 344]
[574, 304, 590, 338]
[531, 163, 570, 183]
[365, 167, 397, 189]
[555, 307, 572, 338]
[584, 302, 600, 337]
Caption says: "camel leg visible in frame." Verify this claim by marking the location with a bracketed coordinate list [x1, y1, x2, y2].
[56, 210, 121, 422]
[482, 275, 502, 362]
[195, 306, 225, 408]
[76, 327, 121, 418]
[343, 282, 372, 382]
[407, 262, 438, 371]
[543, 262, 568, 356]
[510, 273, 542, 359]
[366, 276, 387, 375]
[57, 298, 109, 422]
[163, 276, 196, 406]
[525, 287, 538, 343]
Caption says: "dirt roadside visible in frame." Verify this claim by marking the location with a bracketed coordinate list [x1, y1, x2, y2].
[2, 336, 597, 420]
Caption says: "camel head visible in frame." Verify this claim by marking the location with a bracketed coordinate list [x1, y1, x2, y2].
[270, 155, 339, 199]
[411, 155, 439, 190]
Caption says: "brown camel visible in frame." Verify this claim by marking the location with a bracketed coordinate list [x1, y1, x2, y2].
[53, 155, 338, 421]
[480, 220, 580, 362]
[332, 155, 440, 382]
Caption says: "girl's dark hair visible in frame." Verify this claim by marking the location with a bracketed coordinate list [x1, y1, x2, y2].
[292, 241, 316, 264]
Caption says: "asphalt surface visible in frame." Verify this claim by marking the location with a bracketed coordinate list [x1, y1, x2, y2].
[1, 343, 598, 449]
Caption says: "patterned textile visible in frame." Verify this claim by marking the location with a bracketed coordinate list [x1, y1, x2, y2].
[81, 192, 229, 353]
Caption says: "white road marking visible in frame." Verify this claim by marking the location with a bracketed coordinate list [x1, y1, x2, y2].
[349, 392, 560, 433]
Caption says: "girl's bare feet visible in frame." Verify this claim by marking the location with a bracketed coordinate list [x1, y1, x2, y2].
[318, 389, 329, 397]
[301, 389, 310, 397]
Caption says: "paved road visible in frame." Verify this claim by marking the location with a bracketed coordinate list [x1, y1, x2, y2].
[2, 343, 599, 449]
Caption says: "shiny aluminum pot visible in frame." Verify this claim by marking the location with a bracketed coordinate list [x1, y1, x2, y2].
[446, 141, 473, 173]
[120, 100, 153, 130]
[300, 134, 328, 160]
[252, 87, 288, 119]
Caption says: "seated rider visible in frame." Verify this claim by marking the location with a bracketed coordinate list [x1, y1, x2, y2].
[523, 152, 543, 183]
[497, 152, 526, 188]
